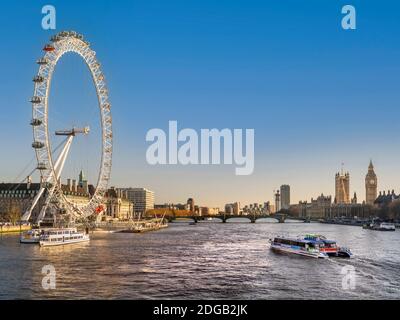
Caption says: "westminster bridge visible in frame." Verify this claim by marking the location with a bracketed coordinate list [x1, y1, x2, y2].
[166, 213, 311, 224]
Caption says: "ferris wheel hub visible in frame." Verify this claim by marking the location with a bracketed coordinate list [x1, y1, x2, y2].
[55, 127, 90, 136]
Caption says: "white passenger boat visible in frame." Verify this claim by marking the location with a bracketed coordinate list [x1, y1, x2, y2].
[20, 229, 42, 244]
[270, 234, 353, 259]
[270, 236, 329, 259]
[39, 228, 90, 247]
[363, 221, 396, 231]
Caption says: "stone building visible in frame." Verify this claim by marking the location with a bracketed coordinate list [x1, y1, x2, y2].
[1, 174, 137, 223]
[298, 192, 373, 220]
[298, 194, 332, 219]
[326, 203, 372, 219]
[335, 170, 350, 204]
[374, 190, 399, 208]
[200, 207, 220, 215]
[274, 190, 281, 213]
[0, 175, 94, 223]
[0, 183, 44, 222]
[365, 161, 378, 205]
[104, 187, 134, 221]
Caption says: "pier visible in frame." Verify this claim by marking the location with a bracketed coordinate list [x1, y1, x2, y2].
[92, 218, 168, 233]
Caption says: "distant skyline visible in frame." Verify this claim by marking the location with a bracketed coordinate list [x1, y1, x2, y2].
[1, 1, 400, 208]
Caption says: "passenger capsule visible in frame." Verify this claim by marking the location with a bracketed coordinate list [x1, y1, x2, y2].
[32, 141, 45, 149]
[43, 44, 55, 52]
[37, 162, 47, 170]
[30, 119, 42, 126]
[36, 58, 48, 65]
[33, 75, 44, 83]
[30, 96, 41, 104]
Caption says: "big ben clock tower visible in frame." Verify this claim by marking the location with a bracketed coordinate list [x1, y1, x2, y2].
[365, 160, 377, 205]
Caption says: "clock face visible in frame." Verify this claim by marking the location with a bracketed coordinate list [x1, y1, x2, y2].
[370, 179, 375, 185]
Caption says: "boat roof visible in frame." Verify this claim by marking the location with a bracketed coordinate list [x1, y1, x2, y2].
[321, 239, 336, 244]
[43, 227, 77, 232]
[274, 235, 336, 244]
[274, 236, 316, 244]
[304, 234, 336, 243]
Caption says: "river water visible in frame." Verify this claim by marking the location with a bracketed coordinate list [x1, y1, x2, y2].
[0, 220, 399, 299]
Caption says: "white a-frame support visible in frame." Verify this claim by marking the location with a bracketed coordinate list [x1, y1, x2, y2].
[21, 135, 74, 223]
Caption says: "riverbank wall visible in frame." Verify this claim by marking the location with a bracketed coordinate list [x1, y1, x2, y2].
[0, 225, 31, 234]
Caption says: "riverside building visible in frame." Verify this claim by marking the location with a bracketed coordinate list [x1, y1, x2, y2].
[119, 188, 155, 216]
[280, 185, 290, 210]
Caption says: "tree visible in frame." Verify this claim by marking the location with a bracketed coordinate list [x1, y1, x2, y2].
[7, 201, 21, 225]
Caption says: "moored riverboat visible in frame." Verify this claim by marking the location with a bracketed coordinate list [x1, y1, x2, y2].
[20, 228, 42, 244]
[39, 228, 90, 247]
[363, 221, 395, 231]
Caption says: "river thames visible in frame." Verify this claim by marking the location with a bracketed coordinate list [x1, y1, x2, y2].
[0, 220, 399, 299]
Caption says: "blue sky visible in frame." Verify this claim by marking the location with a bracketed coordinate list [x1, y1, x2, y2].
[1, 0, 400, 207]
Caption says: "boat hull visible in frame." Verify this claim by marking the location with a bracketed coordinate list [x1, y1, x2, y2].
[40, 236, 90, 247]
[363, 226, 395, 231]
[20, 237, 40, 244]
[271, 244, 328, 259]
[271, 234, 353, 259]
[337, 249, 353, 258]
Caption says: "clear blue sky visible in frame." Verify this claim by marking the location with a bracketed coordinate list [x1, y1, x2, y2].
[1, 0, 400, 207]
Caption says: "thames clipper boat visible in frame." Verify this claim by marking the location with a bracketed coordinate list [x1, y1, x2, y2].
[270, 234, 352, 259]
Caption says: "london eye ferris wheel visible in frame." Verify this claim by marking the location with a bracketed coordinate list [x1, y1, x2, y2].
[22, 31, 113, 225]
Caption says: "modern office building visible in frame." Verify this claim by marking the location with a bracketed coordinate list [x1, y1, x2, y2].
[120, 188, 155, 215]
[224, 202, 240, 215]
[233, 202, 240, 215]
[187, 198, 195, 212]
[280, 185, 290, 210]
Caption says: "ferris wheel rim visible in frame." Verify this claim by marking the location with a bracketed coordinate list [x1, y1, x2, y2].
[31, 31, 112, 219]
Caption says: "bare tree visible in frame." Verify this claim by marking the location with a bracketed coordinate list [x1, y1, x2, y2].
[7, 201, 21, 225]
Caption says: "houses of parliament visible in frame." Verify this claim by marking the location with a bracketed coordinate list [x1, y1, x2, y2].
[335, 160, 377, 205]
[299, 161, 381, 219]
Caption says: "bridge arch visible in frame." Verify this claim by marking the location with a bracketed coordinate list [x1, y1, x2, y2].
[224, 216, 254, 223]
[255, 217, 280, 223]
